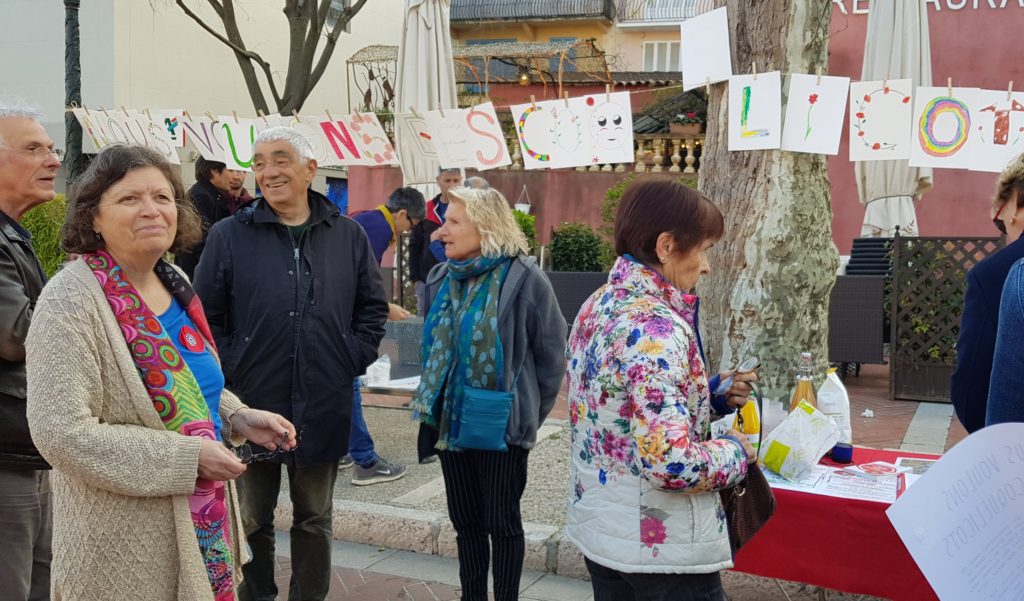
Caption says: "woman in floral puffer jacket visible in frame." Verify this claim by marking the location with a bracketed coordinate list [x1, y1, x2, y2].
[565, 180, 758, 601]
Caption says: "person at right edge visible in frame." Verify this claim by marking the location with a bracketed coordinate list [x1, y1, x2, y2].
[565, 179, 757, 601]
[951, 154, 1024, 433]
[411, 185, 567, 601]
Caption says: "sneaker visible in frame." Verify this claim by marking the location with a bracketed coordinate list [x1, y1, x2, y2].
[419, 455, 439, 465]
[339, 454, 355, 469]
[351, 457, 407, 486]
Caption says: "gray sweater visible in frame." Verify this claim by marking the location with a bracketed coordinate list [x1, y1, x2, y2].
[425, 256, 567, 449]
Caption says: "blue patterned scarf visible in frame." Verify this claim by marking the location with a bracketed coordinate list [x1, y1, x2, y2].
[411, 255, 511, 450]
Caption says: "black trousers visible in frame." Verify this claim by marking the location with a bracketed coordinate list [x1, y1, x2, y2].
[236, 460, 339, 601]
[438, 445, 529, 601]
[585, 557, 727, 601]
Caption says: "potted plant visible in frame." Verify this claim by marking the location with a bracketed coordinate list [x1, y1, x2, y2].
[546, 222, 608, 324]
[670, 111, 704, 136]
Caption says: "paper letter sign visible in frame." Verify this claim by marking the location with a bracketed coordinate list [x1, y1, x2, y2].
[849, 79, 914, 162]
[680, 7, 733, 91]
[728, 72, 782, 151]
[909, 87, 979, 170]
[781, 74, 851, 155]
[969, 89, 1024, 173]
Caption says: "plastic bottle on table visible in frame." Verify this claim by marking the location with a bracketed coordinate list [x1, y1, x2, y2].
[788, 352, 817, 412]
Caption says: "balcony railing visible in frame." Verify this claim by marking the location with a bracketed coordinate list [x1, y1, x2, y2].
[616, 0, 713, 24]
[450, 0, 616, 23]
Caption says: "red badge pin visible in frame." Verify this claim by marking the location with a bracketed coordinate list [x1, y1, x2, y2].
[179, 326, 205, 353]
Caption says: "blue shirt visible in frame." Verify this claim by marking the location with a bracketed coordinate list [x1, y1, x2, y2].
[352, 208, 393, 266]
[157, 298, 226, 440]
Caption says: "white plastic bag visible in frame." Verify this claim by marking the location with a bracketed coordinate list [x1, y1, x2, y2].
[362, 355, 392, 386]
[759, 401, 839, 481]
[817, 369, 852, 444]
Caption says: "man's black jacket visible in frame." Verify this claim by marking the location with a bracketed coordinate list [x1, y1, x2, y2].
[194, 191, 388, 467]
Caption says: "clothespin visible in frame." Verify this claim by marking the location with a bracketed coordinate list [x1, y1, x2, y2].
[408, 105, 421, 119]
[144, 108, 153, 121]
[292, 109, 301, 123]
[752, 62, 757, 80]
[1008, 81, 1015, 101]
[439, 106, 445, 118]
[257, 108, 269, 126]
[705, 78, 711, 96]
[83, 104, 90, 116]
[120, 105, 129, 118]
[605, 84, 611, 101]
[325, 109, 334, 122]
[232, 110, 239, 124]
[563, 91, 569, 108]
[530, 95, 537, 110]
[205, 111, 215, 122]
[946, 77, 952, 97]
[101, 107, 110, 118]
[183, 110, 192, 121]
[816, 67, 823, 86]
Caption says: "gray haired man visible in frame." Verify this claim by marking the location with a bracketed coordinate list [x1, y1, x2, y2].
[0, 103, 58, 601]
[194, 127, 389, 601]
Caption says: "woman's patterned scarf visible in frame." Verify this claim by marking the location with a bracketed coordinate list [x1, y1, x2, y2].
[84, 251, 234, 600]
[411, 255, 511, 450]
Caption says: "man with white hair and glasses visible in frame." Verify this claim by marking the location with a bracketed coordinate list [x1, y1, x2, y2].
[194, 127, 388, 601]
[0, 102, 59, 601]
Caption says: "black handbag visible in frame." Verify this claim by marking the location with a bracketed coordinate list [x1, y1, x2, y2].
[720, 382, 776, 555]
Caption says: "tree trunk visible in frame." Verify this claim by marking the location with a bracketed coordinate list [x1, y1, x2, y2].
[64, 0, 86, 183]
[698, 0, 839, 403]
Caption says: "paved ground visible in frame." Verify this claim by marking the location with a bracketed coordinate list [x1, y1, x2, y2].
[264, 363, 965, 600]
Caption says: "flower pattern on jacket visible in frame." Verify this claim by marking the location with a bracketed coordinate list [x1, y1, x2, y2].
[566, 257, 748, 557]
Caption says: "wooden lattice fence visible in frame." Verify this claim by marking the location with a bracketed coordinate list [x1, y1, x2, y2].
[889, 234, 1003, 402]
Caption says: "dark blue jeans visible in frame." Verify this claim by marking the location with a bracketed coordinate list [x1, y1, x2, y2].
[348, 383, 377, 467]
[585, 557, 727, 601]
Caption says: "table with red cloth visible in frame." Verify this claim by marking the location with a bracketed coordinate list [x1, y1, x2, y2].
[732, 447, 940, 601]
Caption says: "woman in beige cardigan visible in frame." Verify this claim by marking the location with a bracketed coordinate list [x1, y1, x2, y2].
[25, 145, 296, 601]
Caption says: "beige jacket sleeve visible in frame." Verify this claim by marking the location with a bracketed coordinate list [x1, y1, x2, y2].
[26, 271, 201, 498]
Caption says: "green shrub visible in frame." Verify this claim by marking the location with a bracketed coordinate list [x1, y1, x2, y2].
[550, 222, 604, 272]
[513, 210, 537, 254]
[21, 194, 67, 277]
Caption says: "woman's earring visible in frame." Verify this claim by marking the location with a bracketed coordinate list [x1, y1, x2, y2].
[1012, 216, 1018, 226]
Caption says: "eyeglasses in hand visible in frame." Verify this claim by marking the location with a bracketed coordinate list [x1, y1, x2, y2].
[232, 430, 298, 465]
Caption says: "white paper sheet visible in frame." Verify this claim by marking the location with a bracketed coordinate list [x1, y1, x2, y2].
[680, 7, 733, 91]
[781, 74, 851, 155]
[968, 90, 1024, 173]
[849, 79, 914, 162]
[909, 87, 980, 170]
[887, 423, 1024, 601]
[149, 109, 186, 148]
[728, 72, 782, 151]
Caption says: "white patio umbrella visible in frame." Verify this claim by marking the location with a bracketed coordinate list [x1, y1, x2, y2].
[857, 0, 933, 238]
[395, 0, 459, 186]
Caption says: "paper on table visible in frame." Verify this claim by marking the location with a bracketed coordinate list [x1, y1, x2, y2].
[887, 423, 1024, 601]
[819, 470, 897, 503]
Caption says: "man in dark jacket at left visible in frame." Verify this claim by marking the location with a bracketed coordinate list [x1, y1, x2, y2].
[0, 103, 58, 601]
[194, 127, 388, 601]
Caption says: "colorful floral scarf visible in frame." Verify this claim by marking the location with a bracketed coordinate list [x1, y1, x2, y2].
[84, 251, 234, 600]
[411, 255, 511, 450]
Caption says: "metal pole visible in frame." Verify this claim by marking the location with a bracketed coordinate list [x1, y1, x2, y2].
[64, 0, 86, 184]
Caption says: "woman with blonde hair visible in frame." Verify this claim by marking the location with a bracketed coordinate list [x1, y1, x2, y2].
[411, 186, 567, 601]
[952, 153, 1024, 432]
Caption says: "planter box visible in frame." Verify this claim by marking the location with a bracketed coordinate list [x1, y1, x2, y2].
[670, 123, 702, 136]
[545, 271, 609, 325]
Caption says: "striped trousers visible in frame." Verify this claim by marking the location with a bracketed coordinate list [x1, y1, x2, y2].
[438, 445, 529, 601]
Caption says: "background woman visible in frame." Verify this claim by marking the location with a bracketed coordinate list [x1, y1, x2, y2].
[25, 145, 295, 601]
[565, 179, 756, 601]
[952, 154, 1024, 432]
[411, 186, 567, 601]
